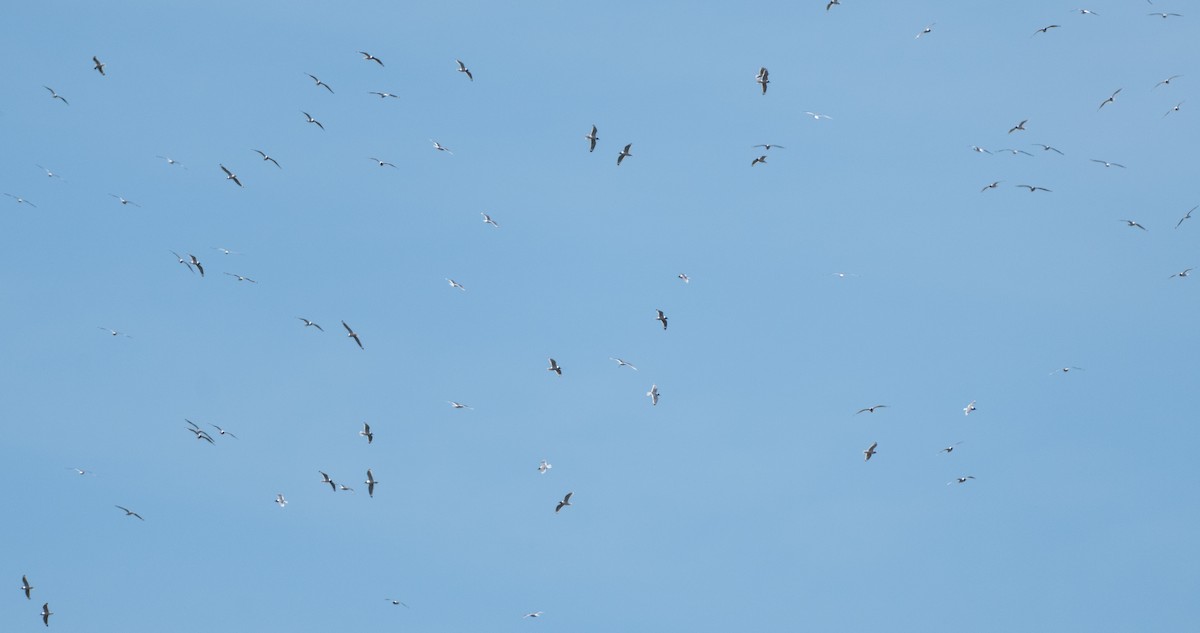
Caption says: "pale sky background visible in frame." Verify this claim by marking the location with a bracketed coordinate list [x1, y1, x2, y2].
[2, 1, 1198, 631]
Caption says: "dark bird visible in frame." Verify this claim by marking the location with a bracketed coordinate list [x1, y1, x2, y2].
[1008, 119, 1028, 133]
[43, 86, 68, 105]
[856, 405, 887, 414]
[617, 143, 633, 166]
[827, 0, 840, 9]
[655, 309, 668, 330]
[995, 148, 1033, 156]
[188, 254, 204, 277]
[863, 442, 878, 461]
[1121, 219, 1147, 231]
[547, 358, 562, 375]
[342, 320, 363, 349]
[915, 23, 935, 38]
[1155, 74, 1182, 89]
[298, 317, 324, 331]
[21, 575, 33, 600]
[1016, 184, 1052, 192]
[555, 491, 573, 513]
[224, 272, 255, 283]
[41, 602, 52, 627]
[360, 422, 373, 444]
[1032, 25, 1060, 36]
[456, 59, 473, 81]
[306, 73, 333, 93]
[320, 471, 336, 491]
[115, 505, 144, 520]
[1031, 143, 1064, 155]
[109, 194, 140, 207]
[948, 476, 976, 485]
[369, 157, 396, 168]
[1175, 205, 1196, 229]
[756, 66, 769, 94]
[92, 55, 106, 75]
[365, 468, 377, 497]
[359, 51, 384, 66]
[585, 125, 599, 152]
[939, 442, 963, 454]
[186, 419, 214, 443]
[1098, 88, 1121, 110]
[220, 164, 243, 187]
[751, 155, 768, 166]
[253, 150, 281, 168]
[302, 111, 324, 130]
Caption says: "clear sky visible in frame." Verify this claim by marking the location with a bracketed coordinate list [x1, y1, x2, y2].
[3, 1, 1197, 631]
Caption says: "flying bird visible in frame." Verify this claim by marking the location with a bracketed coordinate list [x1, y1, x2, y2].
[275, 493, 287, 508]
[338, 484, 355, 492]
[306, 73, 333, 93]
[21, 575, 33, 600]
[826, 0, 839, 10]
[302, 111, 324, 130]
[431, 140, 453, 154]
[360, 422, 373, 444]
[804, 111, 832, 120]
[610, 357, 638, 370]
[555, 492, 573, 513]
[342, 321, 363, 349]
[863, 441, 878, 461]
[157, 155, 183, 166]
[1164, 101, 1184, 117]
[981, 181, 1002, 192]
[297, 317, 324, 331]
[585, 125, 599, 152]
[223, 272, 256, 283]
[970, 146, 992, 154]
[678, 273, 690, 283]
[524, 611, 544, 618]
[186, 419, 214, 443]
[188, 254, 205, 277]
[1098, 88, 1121, 110]
[1008, 119, 1028, 133]
[995, 148, 1033, 156]
[115, 505, 144, 520]
[481, 213, 499, 227]
[856, 405, 887, 414]
[1090, 159, 1125, 168]
[547, 358, 562, 375]
[754, 144, 786, 151]
[1073, 9, 1099, 16]
[538, 460, 552, 474]
[1031, 25, 1060, 36]
[369, 157, 397, 168]
[319, 471, 336, 491]
[41, 602, 52, 627]
[214, 247, 239, 255]
[963, 400, 977, 416]
[359, 51, 385, 65]
[1147, 12, 1183, 19]
[1052, 366, 1086, 374]
[171, 250, 194, 273]
[939, 442, 963, 454]
[209, 424, 237, 439]
[948, 476, 976, 485]
[253, 150, 281, 168]
[365, 468, 377, 497]
[1170, 268, 1193, 279]
[617, 143, 633, 165]
[219, 164, 243, 187]
[1031, 143, 1064, 155]
[1155, 74, 1182, 88]
[4, 193, 37, 208]
[447, 401, 472, 409]
[1175, 206, 1196, 229]
[97, 327, 130, 338]
[43, 86, 68, 105]
[655, 309, 668, 330]
[456, 59, 473, 81]
[35, 164, 63, 180]
[1016, 184, 1052, 193]
[1121, 219, 1147, 231]
[751, 155, 768, 166]
[109, 194, 140, 207]
[368, 91, 399, 99]
[92, 55, 106, 75]
[647, 384, 660, 406]
[447, 278, 466, 291]
[756, 67, 769, 94]
[386, 599, 410, 607]
[915, 23, 935, 38]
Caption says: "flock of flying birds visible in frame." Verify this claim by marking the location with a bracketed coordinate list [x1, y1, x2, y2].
[8, 3, 1195, 628]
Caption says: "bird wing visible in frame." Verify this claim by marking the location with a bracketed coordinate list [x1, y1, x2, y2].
[342, 321, 354, 334]
[221, 164, 233, 177]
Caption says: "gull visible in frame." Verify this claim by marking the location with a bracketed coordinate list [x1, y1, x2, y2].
[35, 164, 63, 180]
[1155, 75, 1182, 89]
[447, 401, 472, 409]
[963, 400, 977, 416]
[1164, 101, 1184, 117]
[21, 575, 33, 599]
[1170, 268, 1193, 279]
[1090, 159, 1125, 168]
[481, 212, 499, 227]
[275, 493, 287, 508]
[1031, 143, 1064, 155]
[756, 66, 769, 94]
[188, 254, 205, 276]
[751, 155, 768, 166]
[981, 181, 1002, 192]
[610, 357, 638, 370]
[212, 247, 241, 255]
[538, 460, 552, 474]
[157, 155, 183, 166]
[1175, 206, 1196, 229]
[647, 384, 660, 406]
[302, 111, 325, 130]
[804, 111, 832, 120]
[93, 55, 106, 75]
[1098, 88, 1121, 110]
[826, 0, 839, 10]
[1052, 366, 1086, 374]
[939, 442, 963, 454]
[855, 404, 887, 415]
[3, 193, 37, 208]
[109, 194, 141, 207]
[97, 327, 130, 337]
[369, 157, 397, 168]
[359, 51, 384, 66]
[863, 441, 878, 461]
[970, 145, 992, 154]
[555, 491, 573, 513]
[342, 320, 363, 349]
[386, 599, 410, 607]
[655, 309, 668, 330]
[832, 272, 859, 278]
[338, 484, 354, 492]
[948, 476, 976, 485]
[186, 419, 214, 443]
[1016, 184, 1052, 193]
[253, 149, 281, 168]
[297, 317, 324, 331]
[219, 164, 243, 187]
[996, 148, 1033, 156]
[368, 91, 399, 99]
[1032, 25, 1060, 36]
[678, 273, 690, 283]
[1121, 219, 1147, 231]
[547, 358, 562, 375]
[1148, 12, 1183, 19]
[209, 423, 237, 439]
[224, 272, 256, 283]
[447, 278, 466, 291]
[524, 611, 544, 618]
[915, 23, 935, 38]
[306, 73, 333, 93]
[319, 471, 336, 491]
[617, 143, 633, 165]
[585, 125, 599, 152]
[365, 468, 377, 498]
[68, 467, 97, 475]
[43, 86, 69, 105]
[431, 140, 453, 154]
[754, 144, 786, 151]
[115, 505, 144, 520]
[456, 59, 473, 81]
[360, 422, 373, 444]
[171, 251, 194, 273]
[42, 602, 52, 627]
[1073, 9, 1098, 16]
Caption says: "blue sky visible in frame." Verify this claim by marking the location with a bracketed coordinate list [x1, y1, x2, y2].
[3, 1, 1197, 631]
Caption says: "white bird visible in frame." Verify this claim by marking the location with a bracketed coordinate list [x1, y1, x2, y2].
[1155, 74, 1182, 89]
[68, 467, 96, 476]
[538, 460, 552, 474]
[1171, 268, 1193, 279]
[971, 146, 992, 154]
[481, 213, 499, 227]
[610, 357, 638, 370]
[360, 422, 373, 444]
[212, 247, 240, 255]
[617, 143, 633, 166]
[43, 86, 68, 105]
[368, 91, 399, 99]
[1121, 219, 1147, 231]
[1098, 88, 1122, 110]
[297, 317, 324, 331]
[220, 164, 243, 187]
[1164, 101, 1184, 117]
[678, 273, 690, 283]
[448, 401, 472, 409]
[803, 111, 831, 120]
[171, 250, 194, 274]
[981, 181, 1002, 192]
[359, 51, 385, 66]
[302, 111, 325, 130]
[1031, 143, 1064, 155]
[156, 155, 183, 166]
[756, 66, 769, 94]
[319, 471, 336, 491]
[1052, 366, 1085, 375]
[1147, 12, 1183, 19]
[97, 327, 130, 338]
[555, 492, 573, 513]
[751, 155, 768, 166]
[963, 400, 977, 416]
[224, 272, 256, 283]
[3, 193, 37, 208]
[386, 599, 410, 607]
[275, 493, 287, 508]
[447, 278, 466, 291]
[585, 125, 599, 152]
[1073, 9, 1099, 16]
[547, 358, 562, 375]
[115, 505, 144, 520]
[209, 423, 238, 439]
[1090, 159, 1125, 168]
[186, 419, 214, 443]
[188, 254, 205, 277]
[456, 59, 473, 81]
[431, 140, 453, 154]
[369, 157, 397, 168]
[647, 384, 660, 406]
[915, 23, 935, 38]
[863, 441, 878, 461]
[35, 164, 63, 180]
[253, 149, 281, 168]
[655, 309, 668, 330]
[754, 144, 786, 151]
[306, 73, 333, 93]
[365, 468, 377, 497]
[524, 611, 544, 618]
